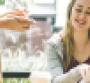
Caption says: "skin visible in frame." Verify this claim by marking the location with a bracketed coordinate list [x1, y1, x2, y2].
[70, 0, 90, 62]
[71, 0, 90, 31]
[0, 10, 31, 32]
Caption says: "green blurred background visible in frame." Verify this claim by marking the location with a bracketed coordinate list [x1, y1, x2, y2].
[3, 78, 31, 83]
[0, 0, 5, 5]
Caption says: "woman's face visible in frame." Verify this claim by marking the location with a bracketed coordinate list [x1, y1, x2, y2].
[70, 0, 90, 31]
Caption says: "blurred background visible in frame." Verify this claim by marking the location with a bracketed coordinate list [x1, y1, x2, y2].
[0, 0, 70, 82]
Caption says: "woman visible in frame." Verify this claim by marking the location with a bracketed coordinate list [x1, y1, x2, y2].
[45, 0, 90, 83]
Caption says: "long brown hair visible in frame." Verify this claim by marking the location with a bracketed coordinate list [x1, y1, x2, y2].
[62, 0, 76, 71]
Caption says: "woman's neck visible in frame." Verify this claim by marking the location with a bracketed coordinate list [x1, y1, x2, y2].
[74, 30, 89, 48]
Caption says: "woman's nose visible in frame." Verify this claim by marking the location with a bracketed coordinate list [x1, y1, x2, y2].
[79, 13, 86, 20]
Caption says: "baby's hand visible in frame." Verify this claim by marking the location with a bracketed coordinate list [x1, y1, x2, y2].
[79, 80, 86, 83]
[78, 64, 90, 83]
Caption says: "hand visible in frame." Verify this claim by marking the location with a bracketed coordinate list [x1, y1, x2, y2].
[79, 64, 90, 83]
[4, 17, 31, 31]
[79, 80, 87, 83]
[0, 9, 28, 18]
[0, 9, 32, 32]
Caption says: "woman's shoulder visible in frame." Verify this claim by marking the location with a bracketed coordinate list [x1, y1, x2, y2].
[47, 31, 64, 46]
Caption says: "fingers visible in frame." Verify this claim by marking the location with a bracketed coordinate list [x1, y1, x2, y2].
[79, 64, 90, 82]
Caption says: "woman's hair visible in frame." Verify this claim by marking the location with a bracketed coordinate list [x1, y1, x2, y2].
[62, 0, 76, 71]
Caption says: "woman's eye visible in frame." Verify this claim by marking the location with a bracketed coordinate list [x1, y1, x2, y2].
[75, 9, 82, 13]
[86, 12, 90, 15]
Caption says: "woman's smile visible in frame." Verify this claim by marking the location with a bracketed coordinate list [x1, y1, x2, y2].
[75, 19, 86, 27]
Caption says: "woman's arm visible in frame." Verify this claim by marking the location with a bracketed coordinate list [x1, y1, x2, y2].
[45, 41, 64, 77]
[44, 34, 82, 83]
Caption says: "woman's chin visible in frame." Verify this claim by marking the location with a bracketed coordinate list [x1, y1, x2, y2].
[73, 24, 87, 30]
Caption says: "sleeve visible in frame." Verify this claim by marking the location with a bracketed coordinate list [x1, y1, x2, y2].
[44, 41, 82, 83]
[44, 41, 64, 77]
